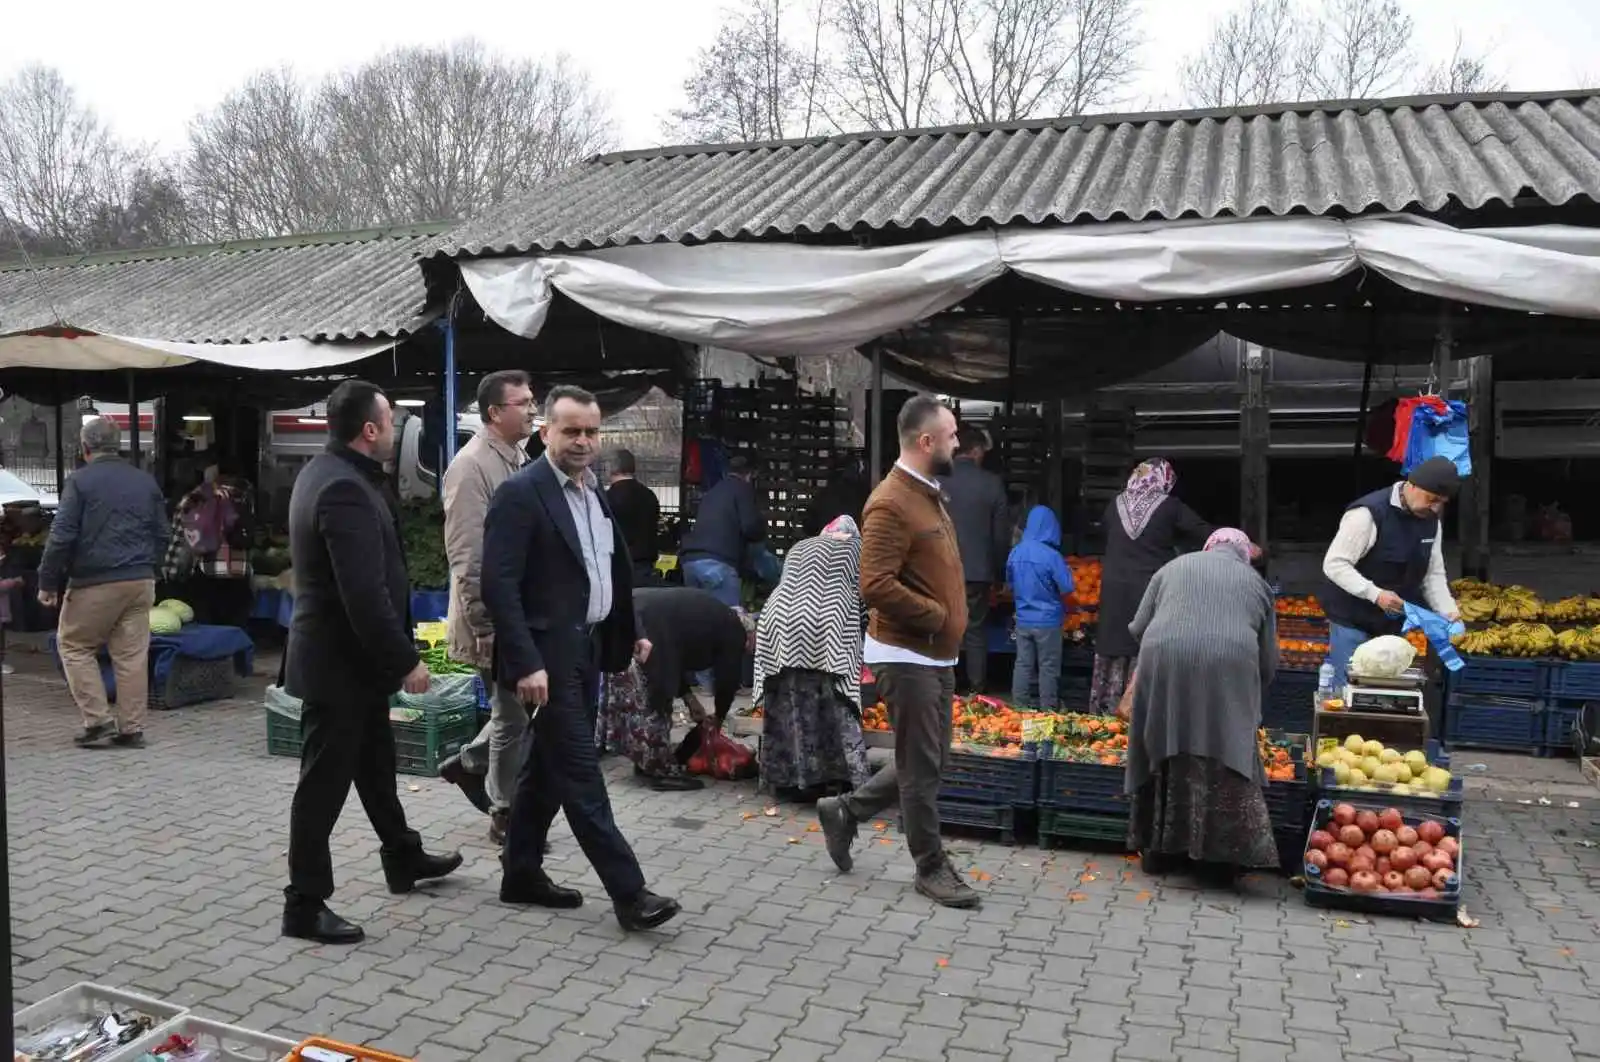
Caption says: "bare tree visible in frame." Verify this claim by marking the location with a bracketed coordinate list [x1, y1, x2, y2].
[827, 0, 953, 129]
[79, 163, 193, 252]
[670, 0, 825, 141]
[1300, 0, 1414, 99]
[1180, 0, 1305, 108]
[1417, 31, 1507, 95]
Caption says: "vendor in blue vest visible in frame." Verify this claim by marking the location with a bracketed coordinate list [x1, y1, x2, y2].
[1320, 456, 1461, 689]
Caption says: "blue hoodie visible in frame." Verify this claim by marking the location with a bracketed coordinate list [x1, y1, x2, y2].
[1007, 506, 1075, 629]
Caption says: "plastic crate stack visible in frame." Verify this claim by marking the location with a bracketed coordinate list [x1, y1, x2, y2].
[1444, 656, 1588, 757]
[918, 746, 1041, 844]
[759, 377, 850, 552]
[1035, 744, 1130, 849]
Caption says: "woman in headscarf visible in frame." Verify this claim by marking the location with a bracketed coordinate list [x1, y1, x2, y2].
[754, 516, 873, 800]
[1091, 458, 1211, 714]
[1124, 528, 1279, 883]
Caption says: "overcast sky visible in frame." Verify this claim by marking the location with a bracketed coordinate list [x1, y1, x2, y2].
[4, 0, 1596, 154]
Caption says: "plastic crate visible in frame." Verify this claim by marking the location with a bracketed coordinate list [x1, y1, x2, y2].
[1263, 781, 1311, 832]
[939, 747, 1038, 806]
[1038, 807, 1130, 850]
[1444, 693, 1544, 754]
[1037, 755, 1128, 814]
[1543, 698, 1585, 754]
[289, 1039, 414, 1061]
[1546, 661, 1600, 700]
[266, 704, 301, 760]
[1449, 656, 1550, 698]
[1263, 669, 1318, 732]
[16, 982, 188, 1062]
[111, 1015, 296, 1062]
[904, 799, 1018, 843]
[390, 703, 479, 777]
[153, 656, 242, 710]
[1300, 799, 1462, 922]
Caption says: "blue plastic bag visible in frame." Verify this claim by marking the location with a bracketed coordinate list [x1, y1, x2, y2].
[1402, 601, 1467, 672]
[1402, 399, 1471, 478]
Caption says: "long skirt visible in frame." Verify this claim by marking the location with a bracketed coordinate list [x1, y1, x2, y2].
[1089, 653, 1136, 715]
[1129, 754, 1279, 869]
[597, 663, 687, 779]
[758, 668, 873, 794]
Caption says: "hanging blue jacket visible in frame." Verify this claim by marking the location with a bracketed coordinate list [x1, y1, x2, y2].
[1007, 506, 1074, 629]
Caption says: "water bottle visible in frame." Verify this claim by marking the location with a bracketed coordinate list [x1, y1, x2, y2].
[1317, 660, 1336, 708]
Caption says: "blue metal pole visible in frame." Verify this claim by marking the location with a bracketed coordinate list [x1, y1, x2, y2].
[441, 314, 458, 473]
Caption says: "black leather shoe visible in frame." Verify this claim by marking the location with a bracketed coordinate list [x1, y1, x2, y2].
[614, 889, 681, 931]
[500, 872, 583, 908]
[438, 755, 491, 814]
[73, 723, 116, 748]
[282, 901, 364, 944]
[380, 847, 464, 894]
[111, 731, 146, 748]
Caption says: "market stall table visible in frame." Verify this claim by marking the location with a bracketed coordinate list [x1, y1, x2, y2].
[48, 624, 255, 710]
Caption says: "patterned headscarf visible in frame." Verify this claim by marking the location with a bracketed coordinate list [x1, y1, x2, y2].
[751, 522, 862, 710]
[1114, 458, 1176, 540]
[822, 515, 860, 541]
[1203, 527, 1256, 564]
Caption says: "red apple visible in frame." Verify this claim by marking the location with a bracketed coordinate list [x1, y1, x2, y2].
[1378, 808, 1404, 832]
[1403, 866, 1432, 890]
[1340, 824, 1367, 848]
[1324, 867, 1349, 888]
[1383, 871, 1406, 891]
[1332, 803, 1357, 827]
[1390, 847, 1417, 872]
[1305, 849, 1329, 871]
[1370, 829, 1398, 855]
[1326, 842, 1353, 867]
[1350, 870, 1382, 892]
[1395, 825, 1419, 847]
[1356, 810, 1381, 836]
[1308, 829, 1335, 851]
[1417, 820, 1446, 845]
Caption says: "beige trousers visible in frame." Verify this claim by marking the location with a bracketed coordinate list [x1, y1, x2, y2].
[57, 579, 155, 733]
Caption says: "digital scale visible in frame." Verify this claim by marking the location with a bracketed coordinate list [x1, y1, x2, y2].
[1343, 668, 1428, 716]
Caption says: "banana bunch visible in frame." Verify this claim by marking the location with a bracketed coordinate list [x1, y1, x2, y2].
[1455, 627, 1506, 655]
[1556, 627, 1600, 660]
[1459, 596, 1499, 623]
[1494, 587, 1545, 622]
[1498, 622, 1557, 657]
[1451, 577, 1493, 598]
[1544, 597, 1589, 623]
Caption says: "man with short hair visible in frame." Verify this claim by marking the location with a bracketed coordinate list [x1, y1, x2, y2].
[482, 384, 680, 931]
[607, 448, 661, 587]
[39, 416, 169, 748]
[679, 454, 765, 608]
[817, 396, 981, 909]
[437, 370, 537, 844]
[282, 381, 462, 944]
[943, 425, 1010, 693]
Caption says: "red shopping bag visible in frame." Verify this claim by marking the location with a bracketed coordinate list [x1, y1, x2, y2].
[681, 721, 758, 780]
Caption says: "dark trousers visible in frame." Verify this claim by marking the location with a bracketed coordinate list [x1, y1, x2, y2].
[287, 694, 419, 902]
[841, 662, 954, 877]
[961, 583, 991, 691]
[503, 628, 647, 902]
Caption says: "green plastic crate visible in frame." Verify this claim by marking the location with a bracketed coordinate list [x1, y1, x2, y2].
[266, 704, 301, 759]
[264, 701, 477, 777]
[1038, 807, 1131, 850]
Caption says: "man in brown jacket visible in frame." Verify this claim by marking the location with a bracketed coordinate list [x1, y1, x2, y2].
[437, 370, 536, 843]
[817, 396, 980, 909]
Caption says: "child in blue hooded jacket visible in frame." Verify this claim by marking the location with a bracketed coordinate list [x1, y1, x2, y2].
[1007, 505, 1075, 709]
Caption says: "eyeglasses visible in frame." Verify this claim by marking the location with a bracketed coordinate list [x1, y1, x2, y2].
[494, 398, 536, 410]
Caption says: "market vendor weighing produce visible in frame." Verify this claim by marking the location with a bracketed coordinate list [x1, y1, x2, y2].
[1320, 456, 1461, 690]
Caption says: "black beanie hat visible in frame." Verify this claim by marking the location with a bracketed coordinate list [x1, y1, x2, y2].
[1407, 456, 1461, 498]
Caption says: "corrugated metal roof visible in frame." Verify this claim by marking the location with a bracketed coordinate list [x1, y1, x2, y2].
[432, 91, 1600, 257]
[0, 223, 448, 343]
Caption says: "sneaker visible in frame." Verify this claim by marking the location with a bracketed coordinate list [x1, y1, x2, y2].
[111, 731, 146, 748]
[73, 723, 116, 748]
[816, 796, 858, 873]
[915, 858, 982, 909]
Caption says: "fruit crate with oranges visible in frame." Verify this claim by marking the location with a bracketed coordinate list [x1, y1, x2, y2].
[1300, 799, 1463, 922]
[1036, 756, 1127, 815]
[1260, 731, 1311, 832]
[939, 746, 1040, 807]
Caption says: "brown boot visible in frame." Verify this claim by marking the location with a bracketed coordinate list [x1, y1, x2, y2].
[915, 857, 982, 909]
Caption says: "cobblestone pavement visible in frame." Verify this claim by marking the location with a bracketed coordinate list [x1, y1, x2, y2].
[7, 654, 1600, 1062]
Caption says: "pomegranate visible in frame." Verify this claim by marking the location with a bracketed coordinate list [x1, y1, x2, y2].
[1395, 825, 1419, 847]
[1375, 856, 1392, 876]
[1308, 829, 1336, 851]
[1331, 803, 1357, 827]
[1339, 824, 1367, 848]
[1382, 871, 1406, 891]
[1418, 887, 1439, 899]
[1412, 840, 1433, 861]
[1305, 849, 1329, 871]
[1403, 866, 1432, 890]
[1323, 867, 1349, 888]
[1370, 829, 1398, 855]
[1432, 866, 1456, 890]
[1390, 846, 1418, 872]
[1349, 852, 1376, 874]
[1356, 810, 1381, 836]
[1326, 842, 1353, 867]
[1436, 836, 1460, 859]
[1422, 851, 1453, 873]
[1378, 808, 1404, 833]
[1417, 820, 1446, 845]
[1350, 870, 1382, 893]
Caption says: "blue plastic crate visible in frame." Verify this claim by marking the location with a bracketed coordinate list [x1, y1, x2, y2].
[938, 747, 1039, 806]
[1300, 799, 1462, 922]
[1263, 669, 1318, 732]
[900, 799, 1019, 843]
[1444, 692, 1544, 753]
[1449, 656, 1550, 698]
[1546, 661, 1600, 700]
[1264, 781, 1311, 832]
[1037, 755, 1128, 814]
[1543, 698, 1585, 754]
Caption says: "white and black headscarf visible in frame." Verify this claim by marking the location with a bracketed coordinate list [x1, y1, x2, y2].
[752, 516, 863, 709]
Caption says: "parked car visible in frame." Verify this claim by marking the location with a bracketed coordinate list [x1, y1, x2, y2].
[0, 468, 56, 510]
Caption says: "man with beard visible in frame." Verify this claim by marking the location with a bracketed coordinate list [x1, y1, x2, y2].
[282, 381, 462, 944]
[481, 385, 680, 931]
[816, 397, 980, 909]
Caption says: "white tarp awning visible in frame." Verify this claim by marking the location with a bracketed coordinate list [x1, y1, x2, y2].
[0, 331, 405, 372]
[459, 215, 1600, 356]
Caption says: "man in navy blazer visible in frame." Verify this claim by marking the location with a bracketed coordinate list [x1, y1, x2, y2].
[480, 384, 680, 931]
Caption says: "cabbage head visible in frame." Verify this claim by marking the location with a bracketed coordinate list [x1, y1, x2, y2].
[149, 607, 183, 635]
[156, 599, 195, 623]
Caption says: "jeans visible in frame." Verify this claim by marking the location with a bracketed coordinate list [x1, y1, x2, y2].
[1327, 623, 1368, 691]
[457, 671, 530, 812]
[682, 557, 741, 686]
[1012, 626, 1064, 709]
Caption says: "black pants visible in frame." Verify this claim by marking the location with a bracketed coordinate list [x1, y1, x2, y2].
[962, 582, 991, 691]
[503, 628, 647, 902]
[287, 694, 419, 902]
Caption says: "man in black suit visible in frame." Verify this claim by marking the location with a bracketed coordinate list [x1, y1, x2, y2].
[606, 448, 660, 586]
[482, 384, 680, 931]
[282, 381, 463, 945]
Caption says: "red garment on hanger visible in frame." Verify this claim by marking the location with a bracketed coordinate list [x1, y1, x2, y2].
[1387, 395, 1448, 463]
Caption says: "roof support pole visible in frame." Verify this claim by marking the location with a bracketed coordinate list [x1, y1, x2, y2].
[0, 614, 11, 1059]
[126, 371, 139, 469]
[869, 347, 884, 486]
[1239, 337, 1271, 549]
[1002, 310, 1020, 475]
[440, 294, 460, 474]
[52, 378, 64, 496]
[1352, 331, 1377, 496]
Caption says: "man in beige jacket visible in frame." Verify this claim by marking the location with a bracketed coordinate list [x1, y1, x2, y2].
[437, 370, 537, 843]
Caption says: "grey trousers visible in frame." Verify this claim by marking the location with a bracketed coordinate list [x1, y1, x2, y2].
[841, 662, 954, 877]
[457, 670, 530, 811]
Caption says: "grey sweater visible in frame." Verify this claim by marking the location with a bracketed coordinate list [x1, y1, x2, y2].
[38, 457, 169, 591]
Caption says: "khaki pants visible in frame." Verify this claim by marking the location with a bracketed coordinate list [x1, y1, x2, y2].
[58, 579, 155, 733]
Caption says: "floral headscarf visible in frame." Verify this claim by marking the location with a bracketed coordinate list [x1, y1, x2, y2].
[822, 515, 860, 541]
[1203, 527, 1257, 564]
[1114, 458, 1176, 540]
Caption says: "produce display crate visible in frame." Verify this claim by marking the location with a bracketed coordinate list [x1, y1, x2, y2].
[288, 1039, 415, 1061]
[1262, 731, 1311, 832]
[111, 1015, 296, 1062]
[1443, 693, 1547, 755]
[1036, 755, 1128, 815]
[390, 703, 479, 776]
[1547, 661, 1600, 700]
[1274, 825, 1306, 873]
[1449, 656, 1551, 699]
[152, 655, 243, 710]
[1038, 807, 1130, 850]
[1278, 617, 1330, 640]
[939, 746, 1039, 806]
[1314, 769, 1465, 819]
[1300, 799, 1463, 922]
[15, 982, 189, 1062]
[910, 799, 1018, 844]
[1263, 669, 1318, 732]
[266, 703, 301, 760]
[1543, 698, 1585, 754]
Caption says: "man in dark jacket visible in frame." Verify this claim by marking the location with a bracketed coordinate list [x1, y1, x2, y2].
[481, 385, 680, 931]
[942, 426, 1010, 692]
[678, 454, 765, 607]
[606, 448, 661, 586]
[282, 381, 462, 945]
[38, 416, 169, 748]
